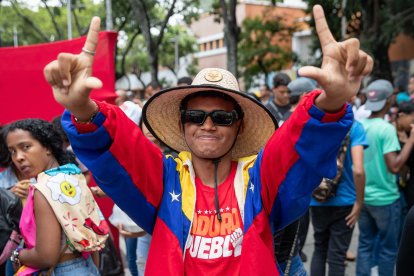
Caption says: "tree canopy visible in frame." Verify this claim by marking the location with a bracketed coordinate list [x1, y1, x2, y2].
[126, 0, 200, 85]
[238, 13, 297, 89]
[0, 0, 103, 46]
[304, 0, 414, 81]
[0, 0, 200, 85]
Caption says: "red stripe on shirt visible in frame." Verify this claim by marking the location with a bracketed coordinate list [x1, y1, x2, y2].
[146, 218, 184, 275]
[259, 96, 310, 214]
[97, 101, 164, 209]
[240, 210, 279, 276]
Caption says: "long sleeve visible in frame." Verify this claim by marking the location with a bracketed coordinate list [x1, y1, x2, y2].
[62, 101, 164, 234]
[260, 90, 353, 230]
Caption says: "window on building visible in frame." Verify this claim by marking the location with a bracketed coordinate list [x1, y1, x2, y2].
[198, 39, 225, 52]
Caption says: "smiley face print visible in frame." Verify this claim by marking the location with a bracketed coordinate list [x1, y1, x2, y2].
[46, 174, 82, 205]
[60, 181, 77, 197]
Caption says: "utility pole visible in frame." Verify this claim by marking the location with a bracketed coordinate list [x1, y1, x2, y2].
[13, 26, 18, 47]
[341, 0, 347, 39]
[174, 36, 179, 75]
[0, 0, 2, 47]
[67, 0, 72, 39]
[168, 35, 180, 76]
[170, 36, 179, 76]
[106, 0, 113, 30]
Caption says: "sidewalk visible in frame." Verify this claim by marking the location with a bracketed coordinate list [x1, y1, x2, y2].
[121, 224, 361, 275]
[302, 223, 359, 275]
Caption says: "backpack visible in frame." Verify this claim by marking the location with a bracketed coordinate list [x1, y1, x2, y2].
[312, 131, 351, 202]
[98, 236, 124, 276]
[34, 164, 109, 252]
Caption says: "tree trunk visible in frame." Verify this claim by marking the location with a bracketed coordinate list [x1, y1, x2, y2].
[114, 12, 131, 79]
[72, 8, 85, 36]
[220, 0, 239, 77]
[166, 65, 177, 77]
[121, 30, 141, 77]
[128, 0, 177, 86]
[41, 0, 63, 40]
[148, 50, 159, 86]
[371, 42, 393, 81]
[132, 67, 146, 90]
[226, 30, 238, 77]
[360, 0, 393, 81]
[128, 0, 157, 85]
[11, 1, 49, 42]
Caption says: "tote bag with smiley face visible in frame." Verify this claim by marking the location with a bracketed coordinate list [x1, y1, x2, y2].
[34, 163, 109, 252]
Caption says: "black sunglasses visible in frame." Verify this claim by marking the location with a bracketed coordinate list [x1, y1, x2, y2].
[180, 109, 241, 126]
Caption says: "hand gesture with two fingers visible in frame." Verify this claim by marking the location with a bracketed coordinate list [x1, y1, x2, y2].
[45, 6, 373, 115]
[299, 5, 373, 112]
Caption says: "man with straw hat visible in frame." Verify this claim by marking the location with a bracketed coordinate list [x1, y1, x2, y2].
[44, 5, 372, 275]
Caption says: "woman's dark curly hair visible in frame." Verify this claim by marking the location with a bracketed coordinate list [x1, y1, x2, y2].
[0, 125, 12, 168]
[1, 119, 76, 166]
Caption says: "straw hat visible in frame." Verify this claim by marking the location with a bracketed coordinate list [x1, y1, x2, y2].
[142, 68, 278, 159]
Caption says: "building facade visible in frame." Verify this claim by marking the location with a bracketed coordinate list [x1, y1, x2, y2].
[191, 0, 310, 72]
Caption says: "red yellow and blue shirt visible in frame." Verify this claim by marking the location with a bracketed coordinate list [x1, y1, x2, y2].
[62, 90, 352, 275]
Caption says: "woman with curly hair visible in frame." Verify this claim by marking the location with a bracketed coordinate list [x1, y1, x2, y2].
[0, 126, 29, 202]
[2, 119, 106, 276]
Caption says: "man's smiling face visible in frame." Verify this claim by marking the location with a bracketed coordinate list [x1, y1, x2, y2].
[182, 96, 242, 160]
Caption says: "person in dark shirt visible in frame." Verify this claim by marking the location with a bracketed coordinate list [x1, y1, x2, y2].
[397, 205, 414, 276]
[396, 101, 414, 209]
[281, 78, 317, 125]
[0, 188, 22, 275]
[272, 78, 316, 275]
[265, 73, 291, 122]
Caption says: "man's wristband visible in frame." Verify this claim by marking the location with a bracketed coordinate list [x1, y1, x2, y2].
[73, 101, 99, 124]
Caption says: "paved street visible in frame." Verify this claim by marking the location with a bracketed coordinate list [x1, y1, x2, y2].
[302, 223, 359, 275]
[122, 224, 360, 276]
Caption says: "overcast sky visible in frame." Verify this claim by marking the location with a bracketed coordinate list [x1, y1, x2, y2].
[1, 0, 103, 11]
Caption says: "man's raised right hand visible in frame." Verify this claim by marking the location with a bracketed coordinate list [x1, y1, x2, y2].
[44, 17, 102, 121]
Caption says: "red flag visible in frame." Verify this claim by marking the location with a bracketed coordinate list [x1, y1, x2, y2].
[0, 31, 118, 125]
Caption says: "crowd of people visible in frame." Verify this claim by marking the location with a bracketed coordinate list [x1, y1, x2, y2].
[256, 71, 414, 276]
[1, 4, 413, 276]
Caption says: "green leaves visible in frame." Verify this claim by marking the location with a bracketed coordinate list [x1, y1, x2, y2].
[0, 0, 104, 46]
[158, 25, 198, 75]
[238, 14, 297, 89]
[304, 0, 414, 80]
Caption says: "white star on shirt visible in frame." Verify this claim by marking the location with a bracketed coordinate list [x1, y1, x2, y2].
[209, 210, 212, 214]
[226, 206, 230, 211]
[220, 208, 224, 213]
[204, 210, 209, 214]
[249, 182, 254, 193]
[169, 190, 180, 202]
[197, 210, 202, 214]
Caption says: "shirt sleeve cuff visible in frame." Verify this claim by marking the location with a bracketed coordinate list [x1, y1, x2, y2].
[303, 90, 348, 123]
[71, 100, 106, 134]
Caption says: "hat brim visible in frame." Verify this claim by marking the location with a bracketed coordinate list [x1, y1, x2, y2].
[142, 84, 278, 159]
[365, 99, 387, 112]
